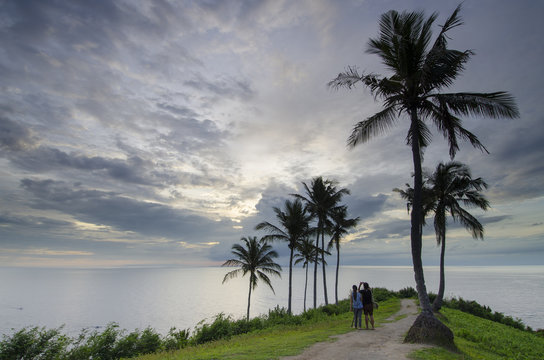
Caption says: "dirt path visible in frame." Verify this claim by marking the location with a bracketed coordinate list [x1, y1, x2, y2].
[281, 299, 430, 360]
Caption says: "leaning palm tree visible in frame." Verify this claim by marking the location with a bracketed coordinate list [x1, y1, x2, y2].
[294, 237, 327, 312]
[329, 4, 518, 344]
[293, 177, 349, 308]
[222, 236, 282, 321]
[426, 161, 489, 311]
[327, 206, 359, 305]
[255, 199, 313, 314]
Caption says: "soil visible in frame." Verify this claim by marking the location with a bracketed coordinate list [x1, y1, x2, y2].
[280, 299, 431, 360]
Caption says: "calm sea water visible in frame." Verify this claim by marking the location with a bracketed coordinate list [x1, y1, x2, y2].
[1, 265, 543, 337]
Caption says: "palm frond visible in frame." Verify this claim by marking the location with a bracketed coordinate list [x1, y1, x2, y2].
[434, 92, 519, 119]
[327, 66, 365, 90]
[347, 105, 398, 147]
[222, 268, 243, 283]
[256, 271, 276, 294]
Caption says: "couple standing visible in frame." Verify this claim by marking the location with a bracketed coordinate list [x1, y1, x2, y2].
[350, 281, 375, 330]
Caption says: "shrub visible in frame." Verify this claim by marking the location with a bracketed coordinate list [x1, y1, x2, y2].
[397, 287, 417, 298]
[162, 327, 190, 351]
[0, 326, 69, 360]
[372, 287, 396, 302]
[192, 313, 234, 345]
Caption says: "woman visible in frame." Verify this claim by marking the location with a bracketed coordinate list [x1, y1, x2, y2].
[350, 284, 363, 329]
[360, 282, 375, 330]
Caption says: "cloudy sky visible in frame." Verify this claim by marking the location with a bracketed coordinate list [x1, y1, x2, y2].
[1, 0, 543, 268]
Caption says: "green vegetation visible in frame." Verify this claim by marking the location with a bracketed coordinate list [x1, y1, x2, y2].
[136, 298, 399, 360]
[0, 324, 187, 360]
[410, 308, 544, 360]
[1, 288, 541, 360]
[431, 294, 532, 332]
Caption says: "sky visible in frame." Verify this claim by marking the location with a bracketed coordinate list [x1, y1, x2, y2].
[1, 0, 543, 269]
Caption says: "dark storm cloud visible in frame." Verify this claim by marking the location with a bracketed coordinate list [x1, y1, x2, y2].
[344, 193, 388, 221]
[11, 147, 155, 185]
[19, 178, 234, 241]
[0, 212, 71, 230]
[0, 115, 35, 151]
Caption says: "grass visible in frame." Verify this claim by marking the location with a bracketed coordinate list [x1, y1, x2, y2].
[409, 308, 544, 360]
[133, 298, 400, 360]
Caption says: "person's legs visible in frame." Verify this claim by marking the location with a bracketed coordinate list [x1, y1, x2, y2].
[352, 310, 357, 328]
[363, 304, 371, 329]
[365, 304, 375, 329]
[356, 308, 363, 329]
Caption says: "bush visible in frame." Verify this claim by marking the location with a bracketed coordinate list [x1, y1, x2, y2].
[0, 326, 69, 360]
[372, 287, 396, 302]
[162, 327, 190, 351]
[397, 287, 417, 298]
[192, 313, 234, 345]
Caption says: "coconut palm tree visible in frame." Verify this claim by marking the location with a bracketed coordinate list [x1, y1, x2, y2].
[329, 4, 518, 344]
[427, 161, 489, 311]
[222, 236, 282, 321]
[327, 206, 359, 305]
[293, 177, 349, 308]
[395, 162, 489, 311]
[255, 199, 313, 314]
[294, 237, 327, 312]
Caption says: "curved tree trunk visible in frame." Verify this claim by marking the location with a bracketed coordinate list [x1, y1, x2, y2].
[247, 276, 253, 321]
[405, 110, 454, 348]
[321, 229, 328, 305]
[335, 242, 340, 305]
[409, 126, 432, 315]
[288, 246, 294, 314]
[433, 236, 446, 312]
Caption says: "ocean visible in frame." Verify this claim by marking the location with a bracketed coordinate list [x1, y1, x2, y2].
[1, 265, 543, 337]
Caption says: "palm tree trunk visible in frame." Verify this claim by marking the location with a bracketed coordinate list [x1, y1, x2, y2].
[247, 276, 253, 321]
[405, 110, 454, 346]
[433, 236, 446, 312]
[335, 242, 340, 305]
[304, 264, 308, 312]
[321, 228, 328, 305]
[313, 220, 321, 309]
[409, 112, 433, 316]
[288, 246, 294, 314]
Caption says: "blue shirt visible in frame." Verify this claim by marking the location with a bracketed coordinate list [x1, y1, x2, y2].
[352, 291, 363, 309]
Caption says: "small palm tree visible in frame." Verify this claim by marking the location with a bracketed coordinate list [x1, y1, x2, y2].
[256, 199, 313, 314]
[293, 177, 349, 308]
[222, 236, 282, 321]
[427, 161, 489, 311]
[329, 4, 518, 344]
[394, 161, 489, 311]
[294, 237, 328, 312]
[327, 206, 359, 305]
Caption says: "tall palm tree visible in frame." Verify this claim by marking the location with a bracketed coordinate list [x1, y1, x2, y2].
[222, 236, 282, 321]
[294, 237, 326, 312]
[329, 4, 518, 344]
[293, 177, 349, 308]
[395, 162, 489, 311]
[327, 206, 359, 305]
[427, 161, 489, 311]
[255, 199, 313, 314]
